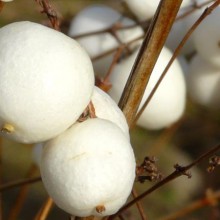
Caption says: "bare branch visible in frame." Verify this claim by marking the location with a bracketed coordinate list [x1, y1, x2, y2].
[0, 176, 41, 192]
[133, 0, 220, 126]
[35, 0, 60, 31]
[109, 143, 220, 219]
[159, 189, 220, 220]
[118, 0, 183, 127]
[34, 197, 53, 220]
[8, 165, 38, 220]
[132, 189, 148, 220]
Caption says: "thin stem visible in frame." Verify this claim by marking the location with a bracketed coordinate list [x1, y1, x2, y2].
[92, 36, 144, 62]
[104, 46, 124, 82]
[98, 46, 124, 92]
[71, 0, 214, 64]
[0, 176, 41, 192]
[109, 143, 220, 219]
[118, 0, 183, 127]
[71, 20, 150, 40]
[35, 0, 60, 31]
[132, 189, 148, 220]
[159, 189, 220, 220]
[34, 197, 53, 220]
[8, 164, 38, 220]
[133, 0, 220, 126]
[176, 0, 215, 20]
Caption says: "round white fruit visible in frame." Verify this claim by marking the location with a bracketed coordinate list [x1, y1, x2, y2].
[123, 0, 192, 21]
[109, 46, 186, 130]
[192, 6, 220, 67]
[187, 54, 220, 108]
[41, 118, 136, 217]
[92, 86, 129, 138]
[68, 5, 143, 75]
[165, 12, 196, 55]
[0, 21, 94, 143]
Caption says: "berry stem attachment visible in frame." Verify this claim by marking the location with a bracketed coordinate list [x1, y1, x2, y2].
[1, 123, 14, 134]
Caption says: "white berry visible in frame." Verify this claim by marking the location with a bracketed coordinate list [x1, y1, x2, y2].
[192, 6, 220, 68]
[123, 0, 192, 21]
[92, 86, 129, 138]
[40, 118, 136, 217]
[109, 46, 186, 130]
[68, 5, 143, 75]
[187, 54, 220, 108]
[0, 21, 94, 143]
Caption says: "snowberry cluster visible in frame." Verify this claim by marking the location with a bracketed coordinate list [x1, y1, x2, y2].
[1, 0, 217, 218]
[186, 6, 220, 109]
[68, 5, 144, 76]
[0, 21, 135, 217]
[123, 0, 220, 111]
[68, 4, 187, 131]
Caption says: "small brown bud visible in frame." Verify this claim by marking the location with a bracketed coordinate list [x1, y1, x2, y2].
[95, 205, 106, 214]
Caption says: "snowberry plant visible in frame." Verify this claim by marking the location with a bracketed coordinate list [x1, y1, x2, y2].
[0, 16, 136, 219]
[3, 0, 220, 219]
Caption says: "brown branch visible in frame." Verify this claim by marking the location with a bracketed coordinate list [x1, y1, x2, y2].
[159, 189, 220, 220]
[97, 46, 124, 92]
[35, 0, 60, 31]
[69, 0, 213, 41]
[118, 0, 183, 127]
[0, 176, 41, 192]
[133, 0, 220, 126]
[8, 164, 38, 220]
[34, 197, 53, 220]
[176, 0, 215, 20]
[109, 143, 220, 219]
[92, 36, 143, 62]
[132, 189, 148, 220]
[71, 0, 216, 68]
[71, 20, 150, 40]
